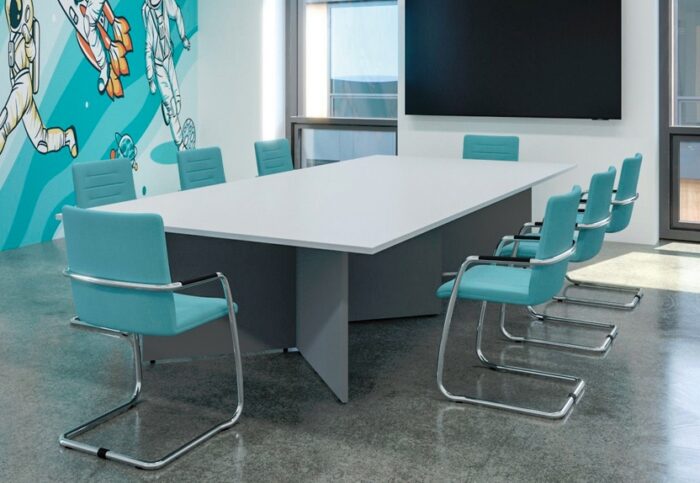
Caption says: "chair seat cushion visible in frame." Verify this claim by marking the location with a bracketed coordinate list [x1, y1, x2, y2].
[173, 294, 238, 335]
[437, 265, 533, 305]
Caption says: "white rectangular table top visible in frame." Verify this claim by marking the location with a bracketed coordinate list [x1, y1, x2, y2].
[99, 155, 575, 255]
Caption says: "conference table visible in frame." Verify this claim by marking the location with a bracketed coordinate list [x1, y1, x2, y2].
[99, 155, 574, 403]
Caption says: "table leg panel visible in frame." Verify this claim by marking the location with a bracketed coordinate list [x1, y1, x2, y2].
[296, 248, 349, 403]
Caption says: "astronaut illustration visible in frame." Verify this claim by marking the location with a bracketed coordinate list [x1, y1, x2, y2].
[0, 0, 78, 158]
[57, 0, 133, 99]
[143, 0, 194, 151]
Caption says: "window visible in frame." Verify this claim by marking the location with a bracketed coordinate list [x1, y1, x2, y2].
[290, 0, 398, 169]
[301, 0, 398, 119]
[673, 0, 700, 126]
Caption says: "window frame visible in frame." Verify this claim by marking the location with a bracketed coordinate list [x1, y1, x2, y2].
[660, 0, 700, 241]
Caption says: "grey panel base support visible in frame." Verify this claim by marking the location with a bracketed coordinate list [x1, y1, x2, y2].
[297, 249, 349, 403]
[144, 230, 442, 362]
[441, 189, 532, 273]
[349, 230, 442, 321]
[142, 235, 297, 361]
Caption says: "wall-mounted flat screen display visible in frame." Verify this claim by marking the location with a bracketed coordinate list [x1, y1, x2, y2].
[405, 0, 622, 120]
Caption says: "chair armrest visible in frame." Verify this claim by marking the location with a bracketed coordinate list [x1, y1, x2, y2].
[518, 221, 544, 235]
[179, 273, 223, 289]
[478, 255, 532, 263]
[494, 234, 542, 257]
[445, 244, 576, 300]
[63, 269, 227, 293]
[464, 244, 575, 271]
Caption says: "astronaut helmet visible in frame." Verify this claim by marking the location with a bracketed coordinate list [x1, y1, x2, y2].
[5, 0, 33, 33]
[147, 0, 163, 8]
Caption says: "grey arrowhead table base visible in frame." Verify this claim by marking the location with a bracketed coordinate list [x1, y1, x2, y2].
[141, 190, 531, 402]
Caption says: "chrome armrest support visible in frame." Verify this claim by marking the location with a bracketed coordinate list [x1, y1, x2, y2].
[530, 244, 576, 266]
[576, 215, 612, 231]
[611, 193, 639, 206]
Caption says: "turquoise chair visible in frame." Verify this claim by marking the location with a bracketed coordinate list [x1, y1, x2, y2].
[463, 135, 519, 161]
[177, 147, 226, 190]
[72, 158, 136, 208]
[496, 167, 618, 354]
[59, 206, 243, 470]
[557, 154, 644, 310]
[254, 138, 294, 176]
[436, 186, 584, 419]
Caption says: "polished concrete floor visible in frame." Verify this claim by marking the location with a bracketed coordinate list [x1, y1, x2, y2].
[1, 240, 700, 482]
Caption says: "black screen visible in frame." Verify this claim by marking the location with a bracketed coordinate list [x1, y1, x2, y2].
[405, 0, 622, 120]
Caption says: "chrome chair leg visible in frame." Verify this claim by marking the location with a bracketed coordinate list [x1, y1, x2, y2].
[553, 275, 643, 310]
[496, 305, 617, 355]
[437, 300, 585, 420]
[60, 285, 244, 471]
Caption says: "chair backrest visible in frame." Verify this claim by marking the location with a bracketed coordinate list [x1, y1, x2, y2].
[62, 206, 177, 336]
[573, 167, 617, 263]
[608, 153, 643, 233]
[177, 147, 226, 190]
[463, 135, 519, 161]
[72, 158, 136, 209]
[255, 138, 294, 176]
[529, 186, 582, 305]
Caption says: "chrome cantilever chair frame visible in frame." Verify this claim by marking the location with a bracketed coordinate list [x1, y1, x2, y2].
[437, 247, 586, 420]
[553, 192, 643, 310]
[492, 217, 619, 355]
[59, 271, 244, 471]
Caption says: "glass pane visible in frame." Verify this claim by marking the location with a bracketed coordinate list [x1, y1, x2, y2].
[679, 140, 700, 223]
[304, 1, 398, 119]
[675, 0, 700, 126]
[300, 128, 397, 168]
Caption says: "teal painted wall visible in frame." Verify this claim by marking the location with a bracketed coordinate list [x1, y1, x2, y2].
[0, 0, 198, 251]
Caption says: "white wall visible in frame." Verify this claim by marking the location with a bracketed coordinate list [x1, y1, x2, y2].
[398, 0, 659, 245]
[197, 0, 286, 181]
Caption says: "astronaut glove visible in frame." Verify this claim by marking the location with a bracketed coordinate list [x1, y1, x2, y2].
[149, 78, 157, 94]
[21, 24, 31, 43]
[182, 37, 191, 51]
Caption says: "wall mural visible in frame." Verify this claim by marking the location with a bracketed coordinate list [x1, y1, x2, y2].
[0, 0, 198, 251]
